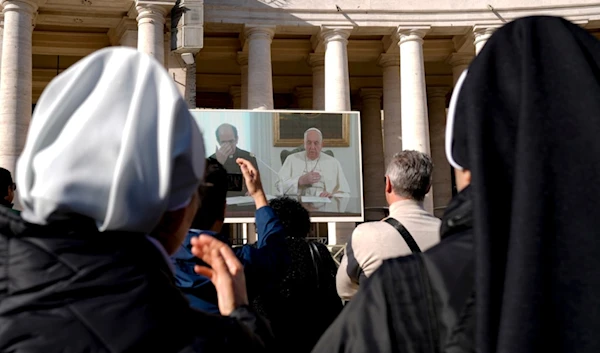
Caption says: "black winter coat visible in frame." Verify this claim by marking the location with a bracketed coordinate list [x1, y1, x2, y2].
[312, 186, 474, 353]
[0, 208, 273, 353]
[252, 238, 343, 353]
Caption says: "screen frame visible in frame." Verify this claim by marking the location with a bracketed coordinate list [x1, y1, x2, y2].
[190, 108, 365, 224]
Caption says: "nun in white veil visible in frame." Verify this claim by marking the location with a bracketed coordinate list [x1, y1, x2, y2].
[0, 47, 272, 353]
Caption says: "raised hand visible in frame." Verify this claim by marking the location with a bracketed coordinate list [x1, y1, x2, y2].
[192, 234, 248, 316]
[215, 144, 234, 165]
[237, 158, 268, 209]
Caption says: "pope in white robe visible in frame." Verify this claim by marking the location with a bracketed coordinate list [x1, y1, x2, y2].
[277, 128, 351, 199]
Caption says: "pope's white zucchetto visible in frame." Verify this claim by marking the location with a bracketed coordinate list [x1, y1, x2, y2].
[16, 47, 205, 233]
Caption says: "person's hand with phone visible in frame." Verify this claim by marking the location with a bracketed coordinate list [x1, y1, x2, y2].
[215, 143, 234, 165]
[237, 158, 267, 209]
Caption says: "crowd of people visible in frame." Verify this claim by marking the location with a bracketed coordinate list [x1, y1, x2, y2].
[1, 15, 599, 353]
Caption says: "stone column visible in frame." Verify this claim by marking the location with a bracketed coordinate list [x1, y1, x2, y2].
[230, 86, 242, 109]
[163, 30, 171, 69]
[398, 27, 430, 154]
[0, 23, 3, 84]
[237, 53, 248, 109]
[397, 27, 433, 214]
[136, 3, 168, 65]
[245, 26, 275, 110]
[329, 222, 355, 246]
[167, 52, 198, 109]
[320, 28, 352, 245]
[0, 0, 37, 177]
[427, 87, 451, 218]
[120, 31, 138, 47]
[247, 223, 257, 244]
[109, 18, 138, 48]
[378, 53, 401, 166]
[321, 27, 352, 111]
[308, 53, 325, 110]
[447, 53, 472, 86]
[185, 58, 197, 109]
[360, 88, 385, 208]
[473, 26, 496, 55]
[295, 86, 313, 110]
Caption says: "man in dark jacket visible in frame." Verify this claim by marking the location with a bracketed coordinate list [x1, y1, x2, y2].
[312, 183, 473, 353]
[210, 123, 259, 197]
[172, 157, 290, 314]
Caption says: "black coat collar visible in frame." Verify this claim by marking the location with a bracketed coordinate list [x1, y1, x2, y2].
[440, 185, 473, 240]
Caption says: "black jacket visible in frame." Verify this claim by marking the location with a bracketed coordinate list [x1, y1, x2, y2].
[312, 186, 474, 353]
[0, 208, 273, 353]
[252, 238, 342, 353]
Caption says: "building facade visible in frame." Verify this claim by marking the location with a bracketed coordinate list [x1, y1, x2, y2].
[1, 0, 599, 242]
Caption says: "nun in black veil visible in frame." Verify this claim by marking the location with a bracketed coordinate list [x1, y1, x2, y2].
[312, 16, 600, 353]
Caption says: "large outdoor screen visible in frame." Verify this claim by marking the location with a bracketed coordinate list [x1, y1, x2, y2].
[190, 109, 364, 223]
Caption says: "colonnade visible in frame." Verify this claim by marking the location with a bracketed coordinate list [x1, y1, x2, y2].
[0, 0, 496, 221]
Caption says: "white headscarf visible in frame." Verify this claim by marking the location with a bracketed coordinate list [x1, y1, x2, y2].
[16, 47, 205, 233]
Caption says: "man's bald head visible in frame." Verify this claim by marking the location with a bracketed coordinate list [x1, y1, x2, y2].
[216, 123, 238, 148]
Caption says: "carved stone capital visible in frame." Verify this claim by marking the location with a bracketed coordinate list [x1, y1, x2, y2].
[307, 53, 324, 69]
[320, 26, 353, 44]
[396, 26, 430, 45]
[427, 86, 450, 99]
[360, 88, 383, 101]
[447, 53, 473, 68]
[378, 53, 400, 68]
[236, 52, 248, 67]
[244, 25, 275, 42]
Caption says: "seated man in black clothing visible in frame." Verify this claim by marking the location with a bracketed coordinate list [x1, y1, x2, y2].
[210, 123, 259, 197]
[252, 197, 343, 353]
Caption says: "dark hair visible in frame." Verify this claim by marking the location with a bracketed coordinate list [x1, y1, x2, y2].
[269, 197, 311, 238]
[191, 158, 228, 230]
[0, 168, 14, 198]
[215, 123, 238, 143]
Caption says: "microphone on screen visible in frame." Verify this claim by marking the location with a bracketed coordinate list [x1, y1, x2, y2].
[253, 154, 293, 196]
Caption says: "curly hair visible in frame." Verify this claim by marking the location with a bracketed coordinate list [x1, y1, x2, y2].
[268, 196, 310, 239]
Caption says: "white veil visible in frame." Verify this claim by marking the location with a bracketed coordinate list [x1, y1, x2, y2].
[16, 47, 205, 233]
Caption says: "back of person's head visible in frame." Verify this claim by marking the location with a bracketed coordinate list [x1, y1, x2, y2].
[191, 157, 228, 231]
[385, 150, 433, 201]
[269, 197, 310, 238]
[16, 47, 205, 235]
[0, 168, 13, 199]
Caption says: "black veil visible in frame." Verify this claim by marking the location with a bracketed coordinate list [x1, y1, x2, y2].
[447, 16, 600, 353]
